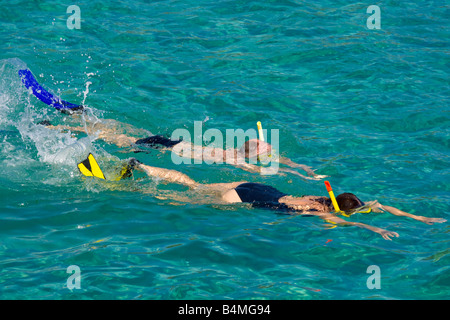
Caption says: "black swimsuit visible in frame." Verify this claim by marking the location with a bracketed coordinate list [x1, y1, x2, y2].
[135, 135, 182, 149]
[234, 183, 291, 212]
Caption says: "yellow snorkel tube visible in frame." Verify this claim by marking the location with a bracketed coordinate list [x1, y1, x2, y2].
[324, 181, 341, 213]
[324, 180, 372, 217]
[256, 121, 273, 162]
[257, 121, 264, 142]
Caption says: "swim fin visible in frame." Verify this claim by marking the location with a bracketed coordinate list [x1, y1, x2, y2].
[78, 154, 140, 181]
[77, 153, 106, 180]
[114, 163, 133, 181]
[112, 158, 142, 181]
[19, 69, 84, 114]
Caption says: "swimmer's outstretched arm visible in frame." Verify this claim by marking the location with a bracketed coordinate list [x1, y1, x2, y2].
[308, 211, 399, 240]
[234, 163, 324, 181]
[367, 201, 447, 225]
[277, 167, 326, 181]
[215, 149, 326, 180]
[279, 157, 328, 179]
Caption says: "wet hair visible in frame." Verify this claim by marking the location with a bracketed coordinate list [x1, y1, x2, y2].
[336, 193, 364, 211]
[314, 197, 332, 208]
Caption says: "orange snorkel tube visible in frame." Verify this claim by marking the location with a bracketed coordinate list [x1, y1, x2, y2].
[324, 181, 341, 213]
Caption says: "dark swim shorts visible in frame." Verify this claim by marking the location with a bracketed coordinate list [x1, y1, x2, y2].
[135, 135, 182, 149]
[234, 182, 291, 211]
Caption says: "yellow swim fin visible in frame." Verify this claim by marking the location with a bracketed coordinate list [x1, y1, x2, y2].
[111, 163, 133, 181]
[112, 158, 141, 181]
[77, 153, 106, 180]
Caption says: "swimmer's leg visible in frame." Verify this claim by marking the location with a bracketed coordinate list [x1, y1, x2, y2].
[134, 162, 199, 188]
[221, 189, 242, 203]
[131, 160, 246, 198]
[41, 122, 139, 148]
[203, 181, 248, 203]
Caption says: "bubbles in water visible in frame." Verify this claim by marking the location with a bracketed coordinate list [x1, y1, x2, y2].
[0, 58, 107, 186]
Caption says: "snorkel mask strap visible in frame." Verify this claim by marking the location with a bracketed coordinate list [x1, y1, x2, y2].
[347, 207, 372, 217]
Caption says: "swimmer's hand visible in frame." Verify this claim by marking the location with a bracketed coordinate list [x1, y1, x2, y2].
[296, 165, 328, 179]
[279, 168, 328, 181]
[305, 168, 328, 180]
[312, 174, 329, 180]
[353, 221, 399, 240]
[377, 229, 400, 241]
[279, 158, 327, 179]
[416, 217, 447, 225]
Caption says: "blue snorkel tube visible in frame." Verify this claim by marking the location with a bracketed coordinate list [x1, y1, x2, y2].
[18, 69, 84, 114]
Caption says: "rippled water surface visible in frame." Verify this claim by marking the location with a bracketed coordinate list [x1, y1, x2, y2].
[0, 1, 449, 299]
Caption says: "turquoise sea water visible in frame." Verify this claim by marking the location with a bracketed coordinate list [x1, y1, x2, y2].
[0, 1, 449, 300]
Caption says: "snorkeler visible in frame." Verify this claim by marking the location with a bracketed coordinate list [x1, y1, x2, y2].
[79, 154, 446, 241]
[20, 67, 326, 180]
[39, 117, 326, 181]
